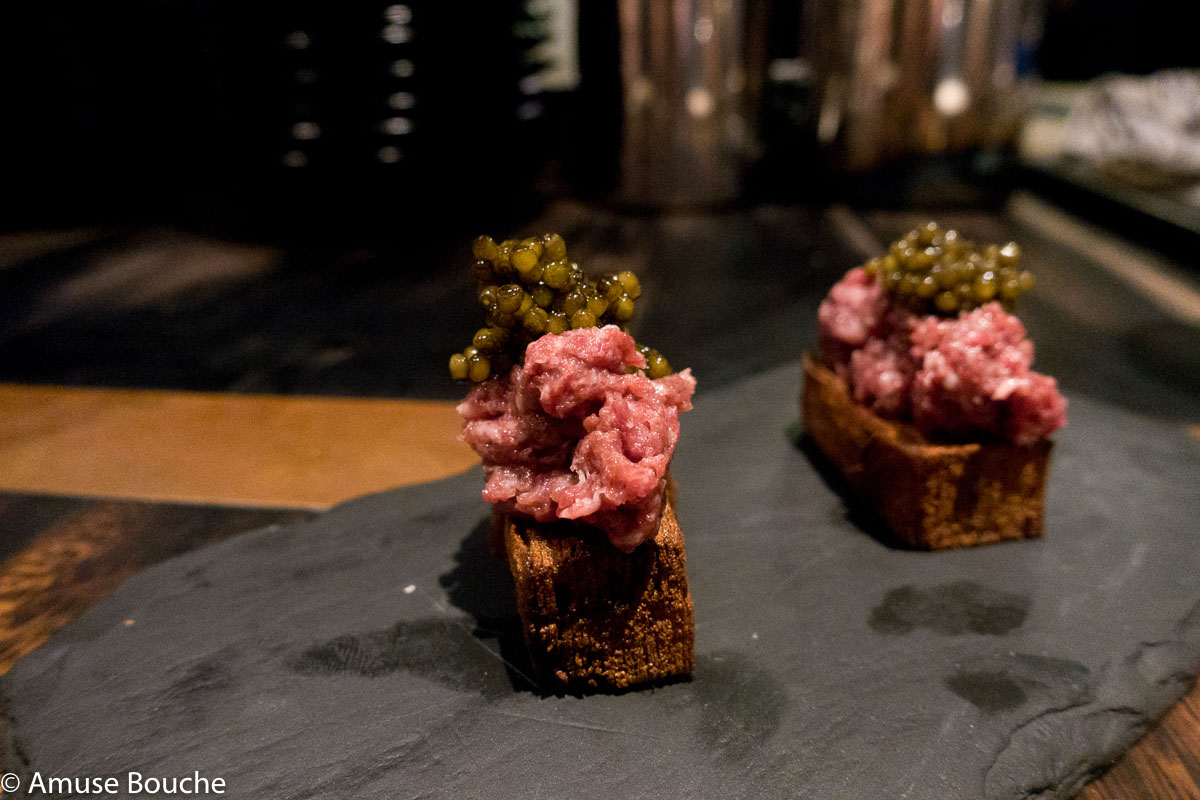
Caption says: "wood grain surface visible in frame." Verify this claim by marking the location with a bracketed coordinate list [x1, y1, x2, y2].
[1082, 690, 1200, 800]
[0, 384, 477, 509]
[0, 494, 309, 674]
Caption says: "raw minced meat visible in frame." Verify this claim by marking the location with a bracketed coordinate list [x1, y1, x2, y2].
[908, 305, 1067, 445]
[849, 334, 913, 417]
[818, 267, 1067, 444]
[817, 266, 888, 368]
[458, 325, 695, 552]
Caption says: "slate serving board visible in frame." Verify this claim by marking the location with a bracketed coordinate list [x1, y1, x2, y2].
[4, 363, 1200, 800]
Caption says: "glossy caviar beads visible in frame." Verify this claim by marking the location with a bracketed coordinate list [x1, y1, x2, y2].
[451, 234, 671, 382]
[864, 222, 1035, 316]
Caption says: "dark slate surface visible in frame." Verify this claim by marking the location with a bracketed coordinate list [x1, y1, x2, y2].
[4, 363, 1200, 800]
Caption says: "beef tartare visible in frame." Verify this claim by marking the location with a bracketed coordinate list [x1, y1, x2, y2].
[459, 325, 694, 552]
[451, 233, 695, 690]
[818, 267, 1066, 445]
[804, 222, 1066, 549]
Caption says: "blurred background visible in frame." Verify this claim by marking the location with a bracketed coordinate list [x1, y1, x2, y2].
[0, 0, 1198, 406]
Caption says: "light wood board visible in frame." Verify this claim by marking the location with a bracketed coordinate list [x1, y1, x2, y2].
[0, 384, 478, 509]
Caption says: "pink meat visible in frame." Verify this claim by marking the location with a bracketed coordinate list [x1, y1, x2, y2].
[818, 269, 1067, 444]
[847, 307, 920, 417]
[909, 305, 1068, 445]
[817, 266, 889, 373]
[458, 325, 695, 552]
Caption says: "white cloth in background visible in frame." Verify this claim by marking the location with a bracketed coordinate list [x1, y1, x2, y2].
[1063, 69, 1200, 185]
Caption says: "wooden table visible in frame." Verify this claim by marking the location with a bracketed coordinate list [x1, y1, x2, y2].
[1, 386, 1197, 800]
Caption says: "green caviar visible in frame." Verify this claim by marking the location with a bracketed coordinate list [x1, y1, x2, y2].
[451, 233, 671, 383]
[863, 222, 1035, 316]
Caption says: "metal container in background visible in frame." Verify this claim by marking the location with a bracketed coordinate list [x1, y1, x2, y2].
[804, 0, 1045, 173]
[616, 0, 767, 207]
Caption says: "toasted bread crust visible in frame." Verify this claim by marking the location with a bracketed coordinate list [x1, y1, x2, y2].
[501, 489, 694, 690]
[802, 353, 1051, 549]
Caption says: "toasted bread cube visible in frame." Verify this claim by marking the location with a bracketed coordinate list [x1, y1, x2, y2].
[802, 353, 1051, 550]
[501, 490, 694, 690]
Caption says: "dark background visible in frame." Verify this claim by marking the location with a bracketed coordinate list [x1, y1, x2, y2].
[0, 0, 1197, 402]
[2, 0, 1197, 235]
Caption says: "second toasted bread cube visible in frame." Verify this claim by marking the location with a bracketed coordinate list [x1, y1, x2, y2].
[802, 353, 1051, 550]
